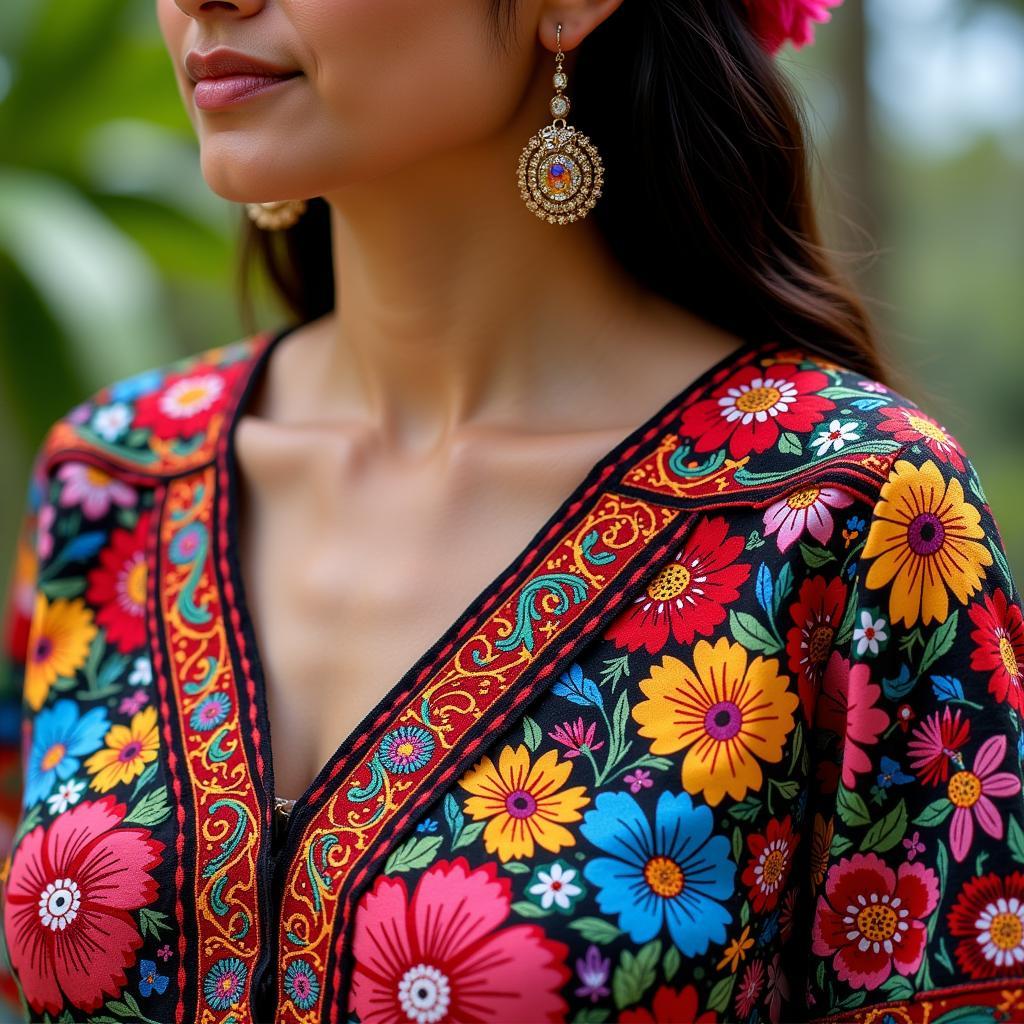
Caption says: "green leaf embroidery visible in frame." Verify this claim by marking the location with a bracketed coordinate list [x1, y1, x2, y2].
[918, 610, 959, 677]
[1008, 815, 1024, 866]
[383, 834, 443, 874]
[451, 820, 486, 851]
[599, 654, 631, 693]
[829, 834, 853, 858]
[612, 940, 661, 1010]
[663, 945, 681, 983]
[131, 760, 159, 798]
[859, 800, 908, 854]
[568, 916, 623, 944]
[835, 590, 859, 648]
[728, 609, 782, 655]
[836, 786, 871, 828]
[510, 900, 550, 918]
[443, 793, 464, 846]
[778, 431, 803, 455]
[876, 974, 917, 999]
[124, 786, 172, 827]
[913, 799, 954, 829]
[705, 973, 736, 1014]
[138, 907, 173, 940]
[798, 542, 836, 568]
[728, 796, 763, 822]
[522, 716, 542, 752]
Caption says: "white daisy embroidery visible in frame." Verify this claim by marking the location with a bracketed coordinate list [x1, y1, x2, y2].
[528, 862, 582, 910]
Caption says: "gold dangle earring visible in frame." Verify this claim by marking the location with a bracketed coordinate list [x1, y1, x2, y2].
[245, 199, 308, 230]
[517, 22, 604, 225]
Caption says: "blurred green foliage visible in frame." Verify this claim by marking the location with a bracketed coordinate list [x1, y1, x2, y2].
[0, 0, 1021, 589]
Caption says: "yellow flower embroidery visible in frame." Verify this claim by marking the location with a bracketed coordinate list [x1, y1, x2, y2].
[24, 594, 98, 711]
[85, 705, 160, 791]
[458, 744, 589, 862]
[632, 636, 798, 807]
[861, 457, 991, 627]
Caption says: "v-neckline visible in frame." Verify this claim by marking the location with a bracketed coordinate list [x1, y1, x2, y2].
[215, 320, 769, 833]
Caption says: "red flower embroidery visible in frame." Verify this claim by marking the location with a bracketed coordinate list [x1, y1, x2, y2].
[604, 516, 751, 654]
[969, 586, 1024, 712]
[350, 858, 569, 1023]
[815, 651, 889, 791]
[875, 406, 967, 473]
[619, 983, 718, 1023]
[948, 871, 1024, 979]
[86, 516, 151, 654]
[787, 574, 848, 722]
[677, 363, 833, 460]
[812, 852, 939, 990]
[2, 795, 164, 1015]
[907, 707, 970, 787]
[742, 815, 799, 913]
[132, 365, 243, 439]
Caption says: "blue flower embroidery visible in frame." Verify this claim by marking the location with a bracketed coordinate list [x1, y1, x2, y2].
[190, 692, 232, 732]
[139, 958, 169, 997]
[378, 726, 434, 774]
[283, 958, 320, 1011]
[580, 790, 735, 956]
[203, 957, 247, 1010]
[109, 367, 164, 402]
[552, 663, 603, 708]
[25, 699, 110, 808]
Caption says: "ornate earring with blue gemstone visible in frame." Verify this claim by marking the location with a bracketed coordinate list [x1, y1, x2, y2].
[517, 22, 604, 225]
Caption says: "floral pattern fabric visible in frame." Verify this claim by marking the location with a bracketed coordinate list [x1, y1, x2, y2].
[0, 327, 1021, 1024]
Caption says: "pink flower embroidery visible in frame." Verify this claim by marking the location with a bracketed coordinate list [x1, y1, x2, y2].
[947, 734, 1022, 863]
[36, 503, 56, 562]
[349, 857, 569, 1023]
[815, 651, 889, 790]
[624, 769, 653, 794]
[763, 485, 854, 553]
[2, 795, 164, 1015]
[56, 462, 137, 521]
[548, 718, 604, 759]
[812, 852, 939, 990]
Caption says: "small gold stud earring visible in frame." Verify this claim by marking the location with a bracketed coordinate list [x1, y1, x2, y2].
[245, 199, 307, 230]
[516, 22, 604, 225]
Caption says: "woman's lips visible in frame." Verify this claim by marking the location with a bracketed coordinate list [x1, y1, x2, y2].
[193, 73, 301, 111]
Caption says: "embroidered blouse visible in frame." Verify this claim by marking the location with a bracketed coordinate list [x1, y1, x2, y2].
[1, 326, 1023, 1024]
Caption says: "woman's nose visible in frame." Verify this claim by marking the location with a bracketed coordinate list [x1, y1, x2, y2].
[173, 0, 265, 18]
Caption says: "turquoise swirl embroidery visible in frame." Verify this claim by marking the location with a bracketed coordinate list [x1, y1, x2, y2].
[168, 521, 212, 625]
[208, 727, 236, 762]
[580, 528, 616, 566]
[183, 655, 219, 695]
[202, 798, 249, 878]
[668, 442, 729, 478]
[494, 572, 589, 655]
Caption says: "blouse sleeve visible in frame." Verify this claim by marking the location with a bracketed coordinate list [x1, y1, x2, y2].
[801, 442, 1024, 1022]
[0, 443, 47, 1014]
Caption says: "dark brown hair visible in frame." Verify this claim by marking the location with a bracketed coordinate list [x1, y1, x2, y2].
[238, 0, 890, 384]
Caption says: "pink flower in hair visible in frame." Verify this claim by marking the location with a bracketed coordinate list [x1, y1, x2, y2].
[744, 0, 844, 53]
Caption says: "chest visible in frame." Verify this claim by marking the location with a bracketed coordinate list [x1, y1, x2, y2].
[231, 419, 637, 797]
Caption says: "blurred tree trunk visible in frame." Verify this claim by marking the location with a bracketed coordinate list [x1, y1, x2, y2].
[828, 0, 888, 308]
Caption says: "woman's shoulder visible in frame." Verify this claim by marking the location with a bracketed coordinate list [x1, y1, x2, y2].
[28, 330, 273, 486]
